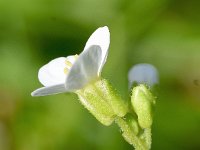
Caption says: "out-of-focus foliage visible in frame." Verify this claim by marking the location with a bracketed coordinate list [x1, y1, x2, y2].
[0, 0, 200, 149]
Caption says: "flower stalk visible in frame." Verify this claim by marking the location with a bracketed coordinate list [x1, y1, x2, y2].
[115, 115, 147, 150]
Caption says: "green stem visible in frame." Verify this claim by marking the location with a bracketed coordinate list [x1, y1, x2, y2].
[143, 128, 152, 150]
[115, 117, 148, 150]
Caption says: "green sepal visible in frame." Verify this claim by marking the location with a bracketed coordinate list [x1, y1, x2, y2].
[76, 78, 128, 126]
[76, 83, 116, 126]
[95, 79, 128, 117]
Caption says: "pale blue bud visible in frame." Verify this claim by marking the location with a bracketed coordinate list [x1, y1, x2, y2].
[128, 64, 159, 88]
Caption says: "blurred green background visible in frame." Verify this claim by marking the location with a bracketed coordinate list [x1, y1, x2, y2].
[1, 0, 200, 149]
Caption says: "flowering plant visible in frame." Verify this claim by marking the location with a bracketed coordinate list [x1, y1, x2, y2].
[32, 26, 156, 150]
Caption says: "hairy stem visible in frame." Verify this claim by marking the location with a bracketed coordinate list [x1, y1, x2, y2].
[115, 117, 148, 150]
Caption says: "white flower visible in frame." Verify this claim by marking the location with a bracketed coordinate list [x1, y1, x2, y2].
[31, 26, 110, 96]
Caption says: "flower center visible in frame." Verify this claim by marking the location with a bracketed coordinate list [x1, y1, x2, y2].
[64, 54, 79, 74]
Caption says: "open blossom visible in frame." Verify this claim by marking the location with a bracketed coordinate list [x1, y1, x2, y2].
[31, 26, 110, 96]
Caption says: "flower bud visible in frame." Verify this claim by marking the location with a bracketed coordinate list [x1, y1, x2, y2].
[128, 64, 159, 89]
[131, 85, 155, 128]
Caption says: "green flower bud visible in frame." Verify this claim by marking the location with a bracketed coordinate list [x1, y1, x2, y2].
[124, 113, 140, 135]
[131, 84, 155, 129]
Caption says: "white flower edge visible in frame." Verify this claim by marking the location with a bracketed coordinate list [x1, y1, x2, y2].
[31, 84, 66, 97]
[31, 45, 103, 96]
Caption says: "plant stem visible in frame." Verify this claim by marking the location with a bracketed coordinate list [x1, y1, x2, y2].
[115, 117, 148, 150]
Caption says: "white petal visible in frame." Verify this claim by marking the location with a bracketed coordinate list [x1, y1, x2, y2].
[65, 55, 77, 69]
[128, 64, 159, 88]
[65, 45, 102, 91]
[38, 56, 76, 87]
[38, 57, 66, 86]
[31, 84, 66, 96]
[84, 26, 110, 73]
